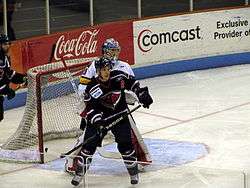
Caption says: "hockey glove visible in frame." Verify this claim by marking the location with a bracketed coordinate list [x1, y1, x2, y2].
[94, 119, 108, 136]
[80, 118, 87, 131]
[7, 88, 15, 100]
[93, 119, 108, 146]
[137, 87, 153, 108]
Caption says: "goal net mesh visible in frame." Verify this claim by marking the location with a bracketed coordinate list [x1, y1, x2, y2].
[0, 60, 89, 163]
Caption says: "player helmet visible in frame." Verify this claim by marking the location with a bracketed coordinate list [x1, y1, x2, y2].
[95, 57, 113, 71]
[102, 38, 121, 61]
[0, 34, 10, 44]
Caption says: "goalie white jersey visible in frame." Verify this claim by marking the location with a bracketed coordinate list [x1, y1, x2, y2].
[78, 60, 135, 96]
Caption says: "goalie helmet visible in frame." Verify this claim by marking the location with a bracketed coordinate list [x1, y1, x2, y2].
[102, 38, 121, 61]
[0, 34, 10, 44]
[95, 57, 113, 71]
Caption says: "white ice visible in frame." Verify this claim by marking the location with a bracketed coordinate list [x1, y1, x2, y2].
[1, 64, 250, 188]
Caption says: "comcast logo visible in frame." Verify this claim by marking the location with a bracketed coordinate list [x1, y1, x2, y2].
[137, 26, 201, 52]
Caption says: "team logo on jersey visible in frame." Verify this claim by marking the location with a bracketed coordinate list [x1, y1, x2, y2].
[90, 87, 103, 99]
[100, 91, 121, 109]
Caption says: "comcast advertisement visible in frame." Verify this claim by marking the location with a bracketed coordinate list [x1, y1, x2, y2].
[133, 7, 250, 65]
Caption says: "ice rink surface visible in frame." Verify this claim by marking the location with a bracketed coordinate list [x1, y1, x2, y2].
[1, 64, 250, 188]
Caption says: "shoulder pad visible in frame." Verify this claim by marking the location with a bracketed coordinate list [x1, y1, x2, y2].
[111, 70, 129, 79]
[79, 76, 91, 85]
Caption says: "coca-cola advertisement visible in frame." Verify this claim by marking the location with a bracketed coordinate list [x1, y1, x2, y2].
[11, 20, 134, 73]
[54, 29, 99, 61]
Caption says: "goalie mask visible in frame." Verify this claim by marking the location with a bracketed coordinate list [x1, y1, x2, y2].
[102, 38, 121, 61]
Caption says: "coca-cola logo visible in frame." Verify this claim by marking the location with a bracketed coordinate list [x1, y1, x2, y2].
[54, 29, 100, 61]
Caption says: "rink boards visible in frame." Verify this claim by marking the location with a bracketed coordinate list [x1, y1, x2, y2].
[4, 7, 250, 110]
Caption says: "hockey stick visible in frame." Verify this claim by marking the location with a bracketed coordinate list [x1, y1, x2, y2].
[60, 104, 141, 158]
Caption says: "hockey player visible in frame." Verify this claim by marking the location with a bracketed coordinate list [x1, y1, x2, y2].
[78, 38, 134, 95]
[65, 38, 152, 174]
[71, 57, 153, 186]
[0, 34, 27, 122]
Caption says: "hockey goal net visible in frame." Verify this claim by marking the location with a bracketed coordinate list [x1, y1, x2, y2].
[0, 60, 90, 163]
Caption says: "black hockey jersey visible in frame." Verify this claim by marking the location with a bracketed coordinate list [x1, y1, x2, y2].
[83, 70, 139, 124]
[0, 54, 25, 95]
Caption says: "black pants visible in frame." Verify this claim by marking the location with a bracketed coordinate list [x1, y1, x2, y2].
[82, 117, 134, 154]
[0, 96, 4, 121]
[75, 117, 137, 176]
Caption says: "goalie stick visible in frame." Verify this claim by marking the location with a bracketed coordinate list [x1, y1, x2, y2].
[60, 104, 141, 158]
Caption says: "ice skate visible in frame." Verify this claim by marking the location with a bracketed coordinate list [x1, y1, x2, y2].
[130, 173, 139, 184]
[71, 173, 83, 186]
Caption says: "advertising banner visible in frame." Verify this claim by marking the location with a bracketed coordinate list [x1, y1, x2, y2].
[11, 21, 134, 73]
[133, 7, 250, 66]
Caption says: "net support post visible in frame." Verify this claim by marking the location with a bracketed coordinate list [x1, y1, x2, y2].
[36, 74, 45, 163]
